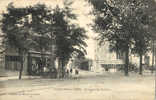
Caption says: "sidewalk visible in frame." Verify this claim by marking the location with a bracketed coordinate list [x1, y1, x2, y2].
[0, 69, 18, 77]
[0, 69, 40, 81]
[0, 75, 41, 81]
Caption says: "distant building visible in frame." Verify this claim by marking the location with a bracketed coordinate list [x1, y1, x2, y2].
[92, 40, 153, 72]
[3, 45, 57, 76]
[93, 41, 124, 72]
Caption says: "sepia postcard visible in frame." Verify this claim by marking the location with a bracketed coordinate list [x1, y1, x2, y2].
[0, 0, 155, 100]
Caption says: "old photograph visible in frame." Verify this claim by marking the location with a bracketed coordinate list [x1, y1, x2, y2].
[0, 0, 155, 100]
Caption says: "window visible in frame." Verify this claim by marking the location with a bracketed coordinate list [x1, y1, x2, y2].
[5, 56, 20, 62]
[5, 55, 21, 71]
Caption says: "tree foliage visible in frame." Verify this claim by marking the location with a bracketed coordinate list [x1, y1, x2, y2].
[1, 2, 88, 78]
[1, 3, 34, 79]
[89, 0, 153, 75]
[49, 5, 87, 77]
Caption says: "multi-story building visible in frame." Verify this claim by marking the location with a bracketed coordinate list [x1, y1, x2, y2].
[3, 45, 55, 76]
[92, 39, 153, 72]
[92, 40, 124, 72]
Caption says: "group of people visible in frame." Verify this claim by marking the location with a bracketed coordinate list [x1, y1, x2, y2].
[31, 58, 80, 79]
[65, 68, 79, 78]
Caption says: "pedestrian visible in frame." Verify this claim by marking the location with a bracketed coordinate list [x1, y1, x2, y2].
[66, 69, 69, 74]
[74, 69, 79, 79]
[65, 69, 69, 78]
[70, 68, 73, 73]
[75, 69, 79, 75]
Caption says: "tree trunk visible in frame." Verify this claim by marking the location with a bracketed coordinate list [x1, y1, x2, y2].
[49, 50, 56, 78]
[57, 58, 66, 78]
[139, 53, 143, 75]
[125, 47, 129, 76]
[62, 59, 65, 78]
[40, 50, 44, 75]
[49, 32, 56, 78]
[19, 51, 24, 80]
[152, 40, 154, 73]
[57, 58, 62, 78]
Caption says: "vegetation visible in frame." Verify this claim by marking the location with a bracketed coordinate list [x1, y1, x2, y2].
[1, 2, 87, 79]
[88, 0, 154, 75]
[1, 3, 34, 79]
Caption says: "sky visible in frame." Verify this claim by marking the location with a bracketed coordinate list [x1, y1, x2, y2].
[0, 0, 96, 59]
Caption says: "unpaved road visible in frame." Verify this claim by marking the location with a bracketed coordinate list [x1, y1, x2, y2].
[0, 72, 155, 100]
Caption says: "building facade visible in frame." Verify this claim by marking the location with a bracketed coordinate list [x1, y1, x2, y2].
[92, 41, 124, 72]
[92, 40, 153, 72]
[4, 46, 55, 76]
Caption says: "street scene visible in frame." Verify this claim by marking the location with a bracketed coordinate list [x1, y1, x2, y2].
[0, 0, 156, 100]
[0, 71, 155, 100]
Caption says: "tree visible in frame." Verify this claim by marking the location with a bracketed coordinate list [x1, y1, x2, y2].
[146, 0, 156, 73]
[1, 3, 34, 79]
[28, 4, 51, 75]
[88, 0, 152, 76]
[1, 2, 87, 79]
[51, 5, 87, 78]
[28, 2, 87, 78]
[130, 0, 156, 75]
[131, 25, 151, 75]
[131, 28, 151, 75]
